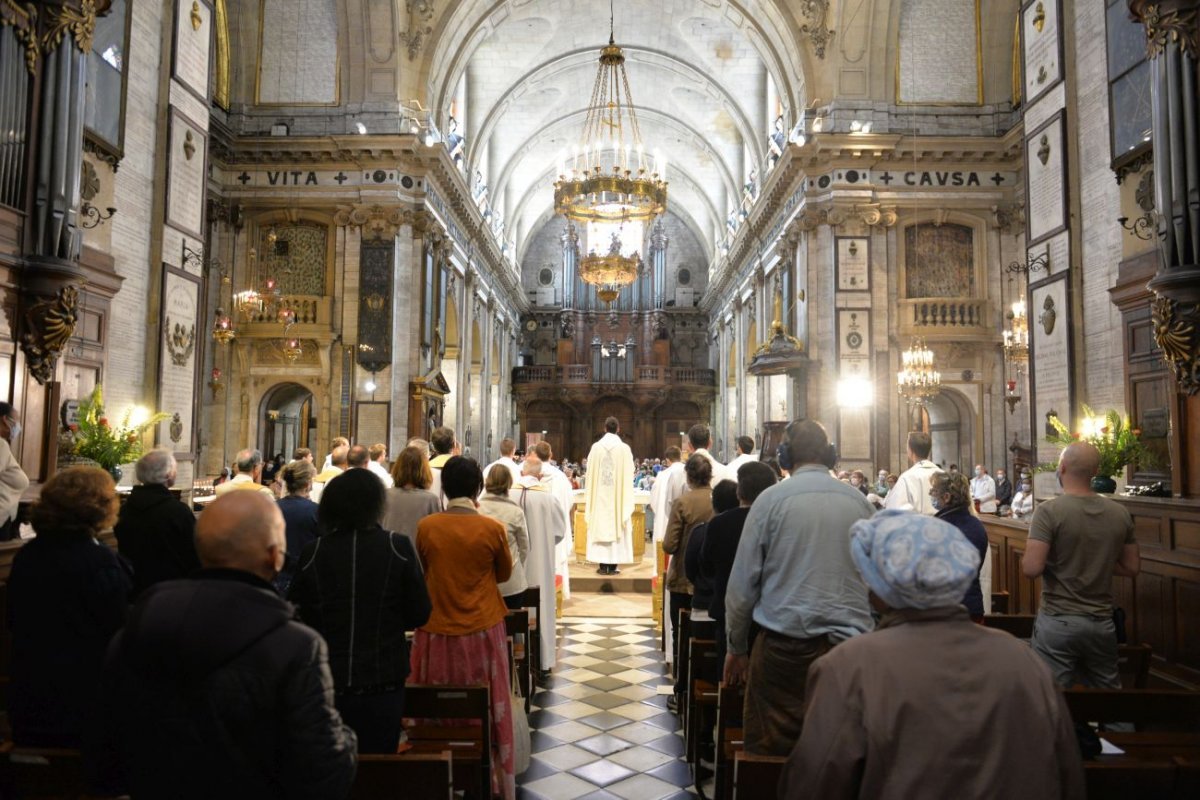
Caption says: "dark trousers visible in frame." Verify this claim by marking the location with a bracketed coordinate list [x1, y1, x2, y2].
[335, 686, 405, 754]
[669, 591, 693, 696]
[743, 630, 833, 756]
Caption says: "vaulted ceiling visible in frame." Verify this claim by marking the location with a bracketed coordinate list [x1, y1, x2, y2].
[423, 0, 813, 264]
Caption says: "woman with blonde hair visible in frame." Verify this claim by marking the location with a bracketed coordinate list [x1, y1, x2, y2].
[478, 464, 529, 609]
[275, 459, 321, 592]
[383, 445, 442, 550]
[8, 467, 130, 746]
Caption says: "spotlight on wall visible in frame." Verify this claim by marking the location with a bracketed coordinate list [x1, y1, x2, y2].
[836, 376, 874, 408]
[355, 122, 368, 135]
[364, 378, 377, 393]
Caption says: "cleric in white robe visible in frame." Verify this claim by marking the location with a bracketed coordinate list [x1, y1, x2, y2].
[650, 446, 685, 543]
[584, 417, 636, 574]
[512, 465, 562, 672]
[529, 442, 576, 600]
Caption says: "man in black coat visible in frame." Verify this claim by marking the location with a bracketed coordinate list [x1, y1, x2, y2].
[90, 491, 357, 799]
[114, 447, 201, 597]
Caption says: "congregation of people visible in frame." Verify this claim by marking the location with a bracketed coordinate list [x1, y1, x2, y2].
[1, 406, 1138, 798]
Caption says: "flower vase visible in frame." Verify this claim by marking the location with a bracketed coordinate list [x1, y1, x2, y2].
[1091, 476, 1117, 494]
[108, 466, 123, 485]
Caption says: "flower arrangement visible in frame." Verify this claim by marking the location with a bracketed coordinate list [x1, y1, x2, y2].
[1043, 405, 1152, 478]
[70, 385, 169, 470]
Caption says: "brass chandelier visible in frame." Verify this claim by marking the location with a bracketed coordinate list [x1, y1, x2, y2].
[554, 3, 667, 304]
[897, 338, 941, 404]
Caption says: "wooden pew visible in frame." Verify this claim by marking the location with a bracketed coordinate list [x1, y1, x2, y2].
[349, 751, 454, 800]
[1118, 643, 1152, 689]
[504, 609, 531, 712]
[990, 590, 1010, 614]
[402, 685, 491, 800]
[517, 586, 542, 683]
[1082, 758, 1178, 800]
[685, 638, 719, 767]
[1063, 689, 1200, 732]
[0, 744, 101, 800]
[714, 683, 745, 800]
[981, 613, 1035, 638]
[675, 612, 715, 727]
[732, 751, 787, 800]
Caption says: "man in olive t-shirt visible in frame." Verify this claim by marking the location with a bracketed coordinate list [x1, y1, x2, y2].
[1021, 442, 1140, 687]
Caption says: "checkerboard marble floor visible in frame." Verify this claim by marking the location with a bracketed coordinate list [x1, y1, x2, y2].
[518, 619, 698, 800]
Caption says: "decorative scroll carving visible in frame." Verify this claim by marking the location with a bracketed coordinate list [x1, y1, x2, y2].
[800, 0, 835, 59]
[990, 203, 1026, 234]
[793, 203, 897, 232]
[398, 0, 435, 61]
[1131, 1, 1200, 59]
[42, 0, 100, 55]
[21, 284, 79, 384]
[1152, 295, 1200, 394]
[1, 1, 39, 73]
[169, 412, 183, 443]
[1114, 149, 1154, 184]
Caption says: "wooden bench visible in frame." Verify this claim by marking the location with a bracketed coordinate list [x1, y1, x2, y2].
[1082, 758, 1179, 800]
[732, 751, 786, 800]
[714, 683, 745, 800]
[982, 613, 1035, 638]
[685, 637, 720, 767]
[402, 685, 491, 800]
[1064, 689, 1200, 732]
[516, 586, 542, 682]
[990, 590, 1010, 614]
[504, 609, 531, 712]
[349, 751, 454, 800]
[1117, 643, 1152, 689]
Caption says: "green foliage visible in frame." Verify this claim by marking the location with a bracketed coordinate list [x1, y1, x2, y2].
[70, 385, 169, 469]
[1041, 404, 1153, 478]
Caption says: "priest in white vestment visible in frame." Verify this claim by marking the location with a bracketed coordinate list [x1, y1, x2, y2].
[529, 442, 576, 599]
[513, 466, 562, 673]
[650, 446, 685, 543]
[584, 417, 636, 575]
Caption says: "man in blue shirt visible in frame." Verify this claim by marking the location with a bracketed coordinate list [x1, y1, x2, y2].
[723, 419, 875, 755]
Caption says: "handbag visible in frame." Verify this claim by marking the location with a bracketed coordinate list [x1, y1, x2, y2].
[509, 647, 531, 775]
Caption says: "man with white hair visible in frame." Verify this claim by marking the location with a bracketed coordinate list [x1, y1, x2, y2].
[114, 447, 200, 598]
[782, 509, 1084, 799]
[214, 448, 275, 498]
[93, 492, 358, 798]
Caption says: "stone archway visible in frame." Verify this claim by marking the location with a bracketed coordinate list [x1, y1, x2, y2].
[925, 387, 975, 473]
[259, 382, 317, 461]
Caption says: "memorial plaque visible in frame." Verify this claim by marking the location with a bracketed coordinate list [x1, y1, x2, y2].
[166, 108, 207, 240]
[1025, 111, 1067, 246]
[1022, 0, 1063, 107]
[172, 0, 212, 103]
[839, 407, 872, 461]
[158, 266, 201, 453]
[355, 402, 391, 448]
[837, 309, 872, 379]
[836, 237, 870, 291]
[1029, 274, 1073, 497]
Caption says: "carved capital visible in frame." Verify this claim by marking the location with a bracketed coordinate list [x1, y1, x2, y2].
[990, 203, 1026, 233]
[21, 283, 80, 384]
[41, 0, 103, 55]
[1129, 1, 1200, 59]
[333, 203, 420, 241]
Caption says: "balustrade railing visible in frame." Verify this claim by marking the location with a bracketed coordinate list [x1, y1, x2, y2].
[512, 365, 715, 386]
[899, 297, 992, 338]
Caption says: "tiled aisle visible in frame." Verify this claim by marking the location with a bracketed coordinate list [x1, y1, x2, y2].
[517, 619, 698, 800]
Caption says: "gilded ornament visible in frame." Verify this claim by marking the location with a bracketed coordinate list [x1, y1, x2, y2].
[190, 0, 202, 31]
[1137, 2, 1200, 60]
[42, 0, 98, 55]
[1033, 2, 1045, 32]
[21, 284, 80, 384]
[1152, 295, 1200, 394]
[1, 1, 39, 74]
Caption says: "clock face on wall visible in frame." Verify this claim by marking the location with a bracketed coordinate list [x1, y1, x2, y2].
[526, 319, 538, 331]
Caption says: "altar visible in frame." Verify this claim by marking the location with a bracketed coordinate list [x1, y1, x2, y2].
[570, 489, 652, 564]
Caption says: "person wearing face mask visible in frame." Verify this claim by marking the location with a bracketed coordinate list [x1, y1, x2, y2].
[0, 401, 30, 541]
[929, 471, 989, 621]
[969, 465, 997, 514]
[114, 447, 201, 598]
[994, 468, 1014, 511]
[1011, 474, 1034, 519]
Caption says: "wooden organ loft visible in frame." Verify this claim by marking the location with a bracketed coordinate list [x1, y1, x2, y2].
[513, 308, 715, 461]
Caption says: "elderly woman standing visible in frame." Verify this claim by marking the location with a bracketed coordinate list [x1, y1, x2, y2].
[929, 471, 989, 621]
[8, 467, 131, 746]
[289, 468, 430, 753]
[114, 447, 199, 598]
[410, 456, 515, 800]
[478, 465, 530, 609]
[274, 459, 322, 593]
[383, 445, 442, 551]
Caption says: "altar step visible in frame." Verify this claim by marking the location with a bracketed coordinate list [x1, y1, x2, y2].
[571, 574, 655, 594]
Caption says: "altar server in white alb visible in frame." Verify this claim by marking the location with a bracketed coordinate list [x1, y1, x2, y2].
[512, 460, 563, 676]
[585, 417, 636, 575]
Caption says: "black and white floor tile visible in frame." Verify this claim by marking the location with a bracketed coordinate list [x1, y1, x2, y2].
[518, 619, 699, 800]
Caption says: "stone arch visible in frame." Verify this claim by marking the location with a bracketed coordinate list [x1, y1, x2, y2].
[257, 381, 320, 462]
[924, 386, 976, 474]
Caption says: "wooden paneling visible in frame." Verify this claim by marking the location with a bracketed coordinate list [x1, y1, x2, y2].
[983, 497, 1200, 688]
